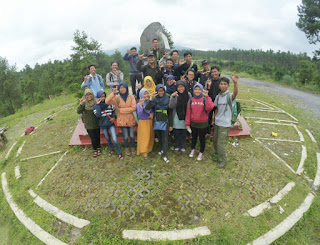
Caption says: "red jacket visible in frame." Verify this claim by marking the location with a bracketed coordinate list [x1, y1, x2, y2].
[185, 96, 214, 126]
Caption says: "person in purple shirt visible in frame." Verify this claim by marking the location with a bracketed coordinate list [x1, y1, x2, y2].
[137, 88, 154, 160]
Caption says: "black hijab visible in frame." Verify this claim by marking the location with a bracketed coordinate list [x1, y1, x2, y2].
[176, 80, 189, 120]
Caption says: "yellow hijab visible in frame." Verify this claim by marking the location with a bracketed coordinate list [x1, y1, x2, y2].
[143, 76, 156, 95]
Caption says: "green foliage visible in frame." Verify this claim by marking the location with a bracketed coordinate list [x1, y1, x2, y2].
[296, 0, 320, 45]
[296, 0, 320, 58]
[298, 60, 316, 84]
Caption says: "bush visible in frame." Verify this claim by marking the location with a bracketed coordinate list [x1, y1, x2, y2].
[281, 75, 294, 85]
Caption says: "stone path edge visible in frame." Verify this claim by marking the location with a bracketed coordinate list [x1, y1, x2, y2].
[1, 172, 67, 245]
[28, 189, 90, 229]
[122, 226, 211, 241]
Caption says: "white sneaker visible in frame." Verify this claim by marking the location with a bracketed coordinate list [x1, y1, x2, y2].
[189, 149, 195, 158]
[158, 150, 163, 156]
[163, 157, 170, 163]
[197, 152, 204, 161]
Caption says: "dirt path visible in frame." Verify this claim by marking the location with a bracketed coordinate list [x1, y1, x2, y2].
[228, 76, 320, 117]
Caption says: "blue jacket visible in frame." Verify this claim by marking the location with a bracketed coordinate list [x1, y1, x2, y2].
[123, 53, 140, 74]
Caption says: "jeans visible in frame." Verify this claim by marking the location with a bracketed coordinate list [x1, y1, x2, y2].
[213, 125, 230, 165]
[102, 125, 121, 154]
[87, 128, 101, 150]
[157, 127, 168, 157]
[174, 129, 186, 149]
[130, 73, 143, 95]
[120, 126, 135, 148]
[191, 127, 207, 153]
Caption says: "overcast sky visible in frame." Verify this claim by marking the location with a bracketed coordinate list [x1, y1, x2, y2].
[0, 0, 317, 70]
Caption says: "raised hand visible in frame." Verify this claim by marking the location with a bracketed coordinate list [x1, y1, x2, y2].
[179, 59, 185, 66]
[159, 62, 164, 70]
[151, 92, 158, 99]
[139, 54, 145, 60]
[172, 80, 177, 85]
[149, 113, 154, 119]
[139, 98, 145, 105]
[231, 71, 240, 83]
[83, 75, 88, 83]
[96, 98, 101, 104]
[137, 83, 142, 89]
[203, 90, 209, 97]
[113, 87, 119, 95]
[171, 91, 178, 97]
[126, 49, 130, 54]
[79, 96, 86, 105]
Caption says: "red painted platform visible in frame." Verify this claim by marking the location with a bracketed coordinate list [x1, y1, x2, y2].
[69, 115, 251, 147]
[69, 119, 137, 147]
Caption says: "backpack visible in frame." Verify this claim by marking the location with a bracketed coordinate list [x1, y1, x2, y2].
[88, 75, 103, 86]
[25, 126, 35, 135]
[190, 97, 206, 109]
[216, 93, 241, 125]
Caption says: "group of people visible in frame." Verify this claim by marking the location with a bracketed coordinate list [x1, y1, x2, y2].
[78, 40, 239, 168]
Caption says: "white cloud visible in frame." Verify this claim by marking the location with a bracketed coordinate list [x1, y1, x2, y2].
[0, 0, 317, 70]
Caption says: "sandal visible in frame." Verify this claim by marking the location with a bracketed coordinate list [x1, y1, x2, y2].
[93, 150, 98, 157]
[97, 148, 102, 156]
[125, 148, 130, 156]
[131, 147, 136, 155]
[118, 154, 124, 160]
[108, 150, 114, 157]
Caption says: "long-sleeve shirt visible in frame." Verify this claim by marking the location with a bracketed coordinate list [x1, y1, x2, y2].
[136, 60, 159, 82]
[106, 71, 124, 87]
[81, 74, 104, 98]
[185, 96, 214, 128]
[137, 103, 154, 120]
[123, 53, 140, 74]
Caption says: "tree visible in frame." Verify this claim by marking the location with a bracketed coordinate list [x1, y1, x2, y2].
[298, 60, 315, 84]
[296, 0, 320, 57]
[162, 25, 174, 49]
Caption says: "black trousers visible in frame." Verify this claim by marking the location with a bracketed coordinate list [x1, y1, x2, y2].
[87, 128, 101, 150]
[174, 129, 187, 149]
[191, 127, 207, 153]
[130, 73, 143, 95]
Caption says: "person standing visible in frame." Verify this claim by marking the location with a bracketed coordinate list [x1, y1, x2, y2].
[77, 89, 101, 157]
[197, 60, 210, 86]
[81, 64, 105, 98]
[212, 73, 239, 168]
[175, 51, 198, 80]
[136, 53, 159, 82]
[123, 47, 143, 96]
[106, 61, 124, 94]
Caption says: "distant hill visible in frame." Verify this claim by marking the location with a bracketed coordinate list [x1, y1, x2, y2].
[104, 44, 195, 55]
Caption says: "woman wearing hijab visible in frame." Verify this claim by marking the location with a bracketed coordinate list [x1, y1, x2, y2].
[137, 88, 154, 160]
[185, 84, 214, 161]
[146, 84, 170, 163]
[77, 89, 101, 157]
[105, 81, 137, 156]
[169, 81, 191, 154]
[136, 76, 156, 100]
[165, 75, 176, 97]
[93, 90, 123, 160]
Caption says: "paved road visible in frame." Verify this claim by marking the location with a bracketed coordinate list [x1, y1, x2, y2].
[227, 76, 320, 117]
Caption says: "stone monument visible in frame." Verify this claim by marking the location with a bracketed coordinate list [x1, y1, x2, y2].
[140, 22, 171, 56]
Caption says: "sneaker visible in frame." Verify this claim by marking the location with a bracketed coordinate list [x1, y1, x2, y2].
[155, 138, 159, 143]
[163, 157, 170, 163]
[174, 148, 179, 153]
[189, 149, 195, 158]
[197, 152, 204, 161]
[181, 148, 186, 154]
[158, 150, 163, 156]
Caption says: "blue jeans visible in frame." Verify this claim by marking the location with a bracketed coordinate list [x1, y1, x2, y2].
[120, 126, 135, 148]
[102, 125, 121, 154]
